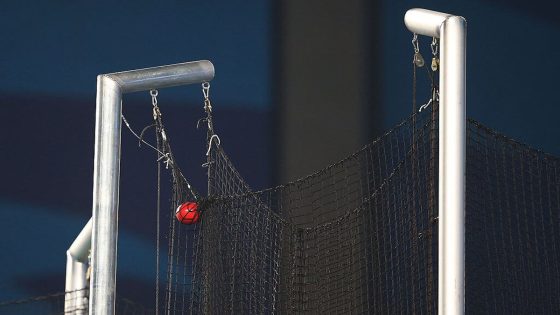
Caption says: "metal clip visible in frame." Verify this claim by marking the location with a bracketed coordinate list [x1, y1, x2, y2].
[152, 106, 163, 121]
[201, 82, 212, 112]
[202, 82, 210, 99]
[431, 37, 438, 56]
[412, 33, 419, 53]
[204, 99, 212, 112]
[150, 89, 158, 105]
[412, 33, 425, 67]
[430, 37, 439, 71]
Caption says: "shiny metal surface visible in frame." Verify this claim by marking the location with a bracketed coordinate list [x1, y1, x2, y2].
[404, 8, 451, 38]
[104, 60, 215, 93]
[90, 76, 122, 315]
[90, 60, 215, 315]
[405, 9, 466, 315]
[439, 16, 466, 315]
[65, 257, 89, 315]
[68, 218, 93, 263]
[65, 218, 92, 314]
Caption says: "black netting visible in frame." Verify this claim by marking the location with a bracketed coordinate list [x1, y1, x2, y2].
[161, 105, 439, 314]
[154, 114, 201, 314]
[0, 291, 69, 315]
[160, 100, 560, 313]
[465, 119, 560, 314]
[0, 289, 153, 315]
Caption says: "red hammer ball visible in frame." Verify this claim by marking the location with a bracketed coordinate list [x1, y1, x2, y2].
[175, 202, 200, 225]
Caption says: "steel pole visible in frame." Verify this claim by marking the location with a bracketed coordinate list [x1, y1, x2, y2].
[439, 16, 466, 315]
[90, 75, 122, 315]
[90, 60, 214, 315]
[404, 9, 467, 315]
[65, 218, 92, 315]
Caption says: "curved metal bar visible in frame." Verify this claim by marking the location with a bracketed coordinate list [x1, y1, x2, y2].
[404, 8, 452, 38]
[104, 60, 215, 93]
[90, 60, 215, 315]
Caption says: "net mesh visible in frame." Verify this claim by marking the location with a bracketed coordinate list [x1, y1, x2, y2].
[160, 102, 560, 313]
[466, 119, 560, 314]
[0, 289, 153, 315]
[163, 105, 440, 314]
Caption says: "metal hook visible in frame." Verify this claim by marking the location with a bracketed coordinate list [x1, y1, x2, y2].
[419, 89, 439, 112]
[419, 99, 433, 112]
[196, 117, 208, 129]
[206, 134, 221, 156]
[412, 33, 420, 53]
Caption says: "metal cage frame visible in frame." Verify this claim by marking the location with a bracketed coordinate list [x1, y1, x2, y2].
[67, 7, 466, 315]
[405, 8, 467, 315]
[65, 61, 215, 314]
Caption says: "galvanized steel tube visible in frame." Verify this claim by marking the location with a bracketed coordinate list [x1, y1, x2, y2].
[65, 218, 92, 315]
[405, 9, 467, 315]
[439, 16, 466, 315]
[90, 60, 214, 315]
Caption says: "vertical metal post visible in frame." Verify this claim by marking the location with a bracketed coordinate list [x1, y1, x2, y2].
[405, 8, 467, 315]
[90, 77, 122, 315]
[65, 218, 93, 315]
[439, 16, 466, 315]
[90, 61, 215, 315]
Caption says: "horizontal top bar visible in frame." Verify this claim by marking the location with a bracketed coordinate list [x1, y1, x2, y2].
[404, 8, 454, 38]
[100, 60, 215, 93]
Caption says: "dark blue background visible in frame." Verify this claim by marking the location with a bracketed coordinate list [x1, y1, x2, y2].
[0, 1, 273, 303]
[1, 0, 558, 305]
